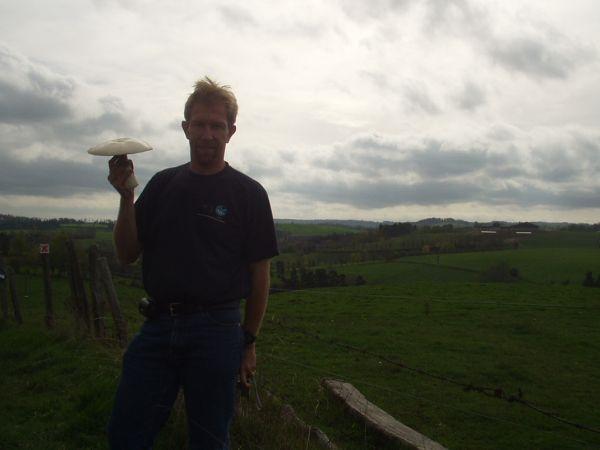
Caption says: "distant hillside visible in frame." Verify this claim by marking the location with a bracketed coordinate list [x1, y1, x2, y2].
[2, 213, 596, 232]
[414, 217, 473, 228]
[275, 219, 380, 229]
[0, 213, 113, 230]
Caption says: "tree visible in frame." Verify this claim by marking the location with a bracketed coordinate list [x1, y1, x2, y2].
[583, 271, 595, 287]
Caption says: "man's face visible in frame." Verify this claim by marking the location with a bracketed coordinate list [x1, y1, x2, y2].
[182, 101, 236, 172]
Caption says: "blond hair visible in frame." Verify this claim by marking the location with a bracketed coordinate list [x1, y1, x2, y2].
[184, 76, 238, 126]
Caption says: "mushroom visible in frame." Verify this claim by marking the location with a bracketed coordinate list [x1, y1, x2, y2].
[88, 137, 152, 189]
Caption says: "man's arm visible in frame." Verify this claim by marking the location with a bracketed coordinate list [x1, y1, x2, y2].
[108, 155, 142, 265]
[239, 258, 271, 388]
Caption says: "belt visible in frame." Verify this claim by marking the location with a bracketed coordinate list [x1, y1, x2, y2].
[153, 299, 240, 317]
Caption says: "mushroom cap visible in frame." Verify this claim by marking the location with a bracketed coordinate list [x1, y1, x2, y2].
[88, 137, 152, 156]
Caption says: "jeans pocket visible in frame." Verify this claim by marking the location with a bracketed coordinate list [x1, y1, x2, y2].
[205, 309, 241, 327]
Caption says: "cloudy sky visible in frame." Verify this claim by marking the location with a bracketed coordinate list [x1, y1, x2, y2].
[1, 0, 599, 223]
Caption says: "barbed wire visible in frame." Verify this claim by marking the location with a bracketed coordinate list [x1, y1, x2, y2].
[270, 287, 600, 310]
[268, 318, 600, 437]
[260, 352, 600, 448]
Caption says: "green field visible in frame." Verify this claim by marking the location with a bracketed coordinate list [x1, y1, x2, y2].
[276, 223, 362, 236]
[2, 230, 600, 449]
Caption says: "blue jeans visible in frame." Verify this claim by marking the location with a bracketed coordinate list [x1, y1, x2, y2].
[108, 309, 243, 450]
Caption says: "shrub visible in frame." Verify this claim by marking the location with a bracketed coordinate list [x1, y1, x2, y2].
[480, 261, 519, 283]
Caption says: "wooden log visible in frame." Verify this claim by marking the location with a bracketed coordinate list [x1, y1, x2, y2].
[7, 267, 23, 325]
[97, 257, 128, 348]
[66, 239, 91, 331]
[322, 379, 447, 450]
[0, 256, 8, 320]
[40, 253, 54, 328]
[88, 245, 106, 339]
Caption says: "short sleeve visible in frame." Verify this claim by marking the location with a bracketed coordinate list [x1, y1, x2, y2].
[244, 186, 279, 263]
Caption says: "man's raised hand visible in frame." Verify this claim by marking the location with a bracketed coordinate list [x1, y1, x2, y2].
[108, 155, 134, 200]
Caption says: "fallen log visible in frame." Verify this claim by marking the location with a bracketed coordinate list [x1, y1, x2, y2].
[322, 379, 447, 450]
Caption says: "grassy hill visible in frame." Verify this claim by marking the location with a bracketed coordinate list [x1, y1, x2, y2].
[2, 229, 600, 449]
[276, 222, 362, 236]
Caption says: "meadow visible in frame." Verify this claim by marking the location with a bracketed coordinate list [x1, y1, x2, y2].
[1, 227, 599, 449]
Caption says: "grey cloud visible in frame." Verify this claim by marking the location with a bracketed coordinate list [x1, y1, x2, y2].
[0, 45, 75, 124]
[360, 71, 392, 91]
[487, 124, 517, 142]
[0, 154, 109, 196]
[0, 151, 155, 197]
[423, 1, 594, 80]
[217, 6, 257, 28]
[408, 144, 501, 178]
[0, 79, 72, 124]
[0, 45, 148, 159]
[455, 81, 485, 111]
[489, 36, 579, 80]
[404, 83, 440, 115]
[283, 128, 600, 210]
[321, 135, 513, 179]
[242, 162, 283, 180]
[487, 164, 527, 179]
[341, 0, 414, 22]
[286, 176, 600, 210]
[424, 0, 490, 39]
[286, 178, 484, 209]
[57, 110, 133, 140]
[487, 184, 600, 209]
[531, 143, 596, 183]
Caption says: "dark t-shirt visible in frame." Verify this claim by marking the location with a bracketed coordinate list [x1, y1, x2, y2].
[135, 162, 279, 306]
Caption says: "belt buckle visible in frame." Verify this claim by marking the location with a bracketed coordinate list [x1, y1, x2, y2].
[169, 302, 181, 316]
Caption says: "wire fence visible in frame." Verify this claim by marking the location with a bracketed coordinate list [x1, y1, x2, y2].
[4, 251, 600, 449]
[270, 286, 600, 311]
[262, 316, 600, 443]
[260, 351, 599, 448]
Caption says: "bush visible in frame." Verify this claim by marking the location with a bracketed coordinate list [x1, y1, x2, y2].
[480, 261, 519, 283]
[582, 271, 600, 288]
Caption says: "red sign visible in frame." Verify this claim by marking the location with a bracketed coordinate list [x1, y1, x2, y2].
[39, 243, 50, 254]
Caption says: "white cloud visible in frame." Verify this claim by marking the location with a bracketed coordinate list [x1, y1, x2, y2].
[0, 0, 599, 222]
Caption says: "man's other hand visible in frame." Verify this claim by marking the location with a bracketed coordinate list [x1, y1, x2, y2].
[239, 343, 257, 389]
[108, 155, 134, 200]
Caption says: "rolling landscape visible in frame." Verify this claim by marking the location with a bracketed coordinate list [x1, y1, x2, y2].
[1, 214, 599, 449]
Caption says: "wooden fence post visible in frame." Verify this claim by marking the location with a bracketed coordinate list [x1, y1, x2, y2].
[40, 253, 54, 328]
[0, 256, 8, 320]
[97, 257, 128, 348]
[88, 245, 106, 339]
[66, 239, 91, 332]
[7, 267, 23, 325]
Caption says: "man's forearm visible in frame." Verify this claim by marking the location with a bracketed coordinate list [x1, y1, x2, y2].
[243, 260, 270, 336]
[113, 195, 141, 265]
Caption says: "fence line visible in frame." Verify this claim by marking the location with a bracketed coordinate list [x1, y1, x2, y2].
[270, 287, 600, 310]
[261, 352, 599, 448]
[269, 318, 600, 437]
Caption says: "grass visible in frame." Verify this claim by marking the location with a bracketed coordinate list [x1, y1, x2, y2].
[276, 223, 362, 236]
[2, 230, 600, 449]
[402, 247, 600, 285]
[260, 282, 600, 449]
[0, 275, 341, 450]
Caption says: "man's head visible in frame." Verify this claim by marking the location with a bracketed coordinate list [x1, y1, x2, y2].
[182, 77, 238, 174]
[184, 77, 238, 128]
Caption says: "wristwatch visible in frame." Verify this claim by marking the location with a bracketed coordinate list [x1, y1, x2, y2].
[243, 329, 257, 347]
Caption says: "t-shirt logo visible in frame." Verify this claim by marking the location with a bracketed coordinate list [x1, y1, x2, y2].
[215, 205, 228, 218]
[197, 204, 229, 224]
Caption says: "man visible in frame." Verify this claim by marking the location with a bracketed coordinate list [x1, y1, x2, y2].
[107, 77, 278, 449]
